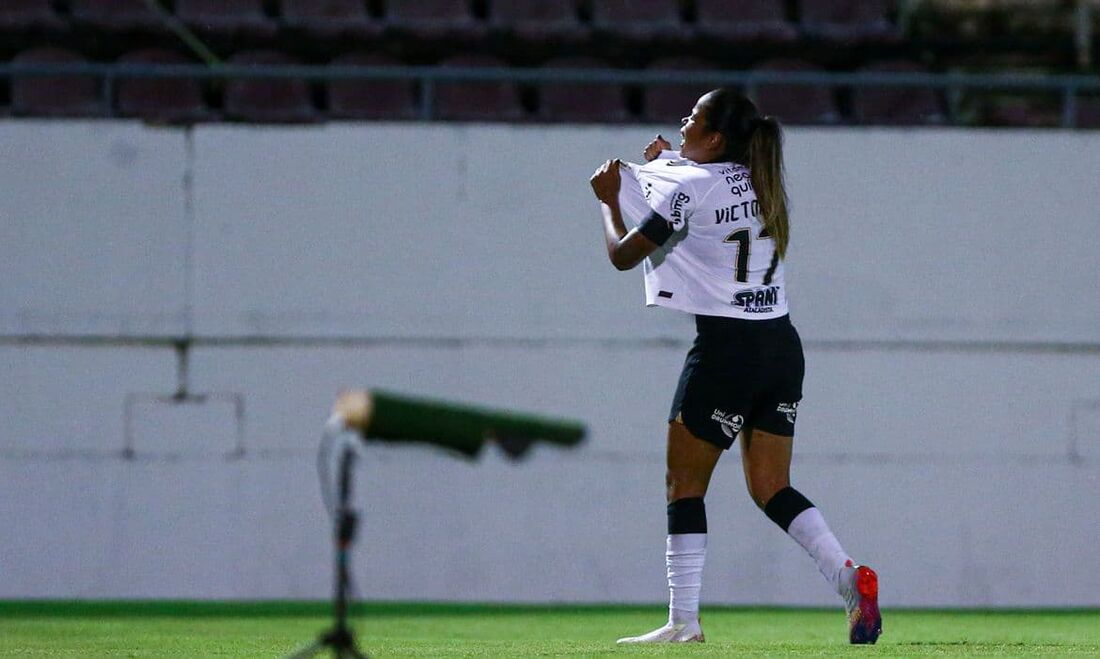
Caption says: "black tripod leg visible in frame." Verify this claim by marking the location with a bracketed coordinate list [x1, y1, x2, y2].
[325, 627, 367, 659]
[290, 438, 369, 659]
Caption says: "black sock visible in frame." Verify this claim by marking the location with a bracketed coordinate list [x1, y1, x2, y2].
[667, 497, 707, 535]
[763, 486, 814, 532]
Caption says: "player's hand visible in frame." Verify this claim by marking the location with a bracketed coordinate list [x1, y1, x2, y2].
[643, 134, 672, 161]
[589, 159, 622, 205]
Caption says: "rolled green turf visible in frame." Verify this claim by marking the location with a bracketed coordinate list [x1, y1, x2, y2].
[1, 601, 1099, 657]
[365, 389, 587, 458]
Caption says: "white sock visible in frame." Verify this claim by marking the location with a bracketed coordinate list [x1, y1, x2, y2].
[786, 507, 852, 596]
[666, 533, 706, 624]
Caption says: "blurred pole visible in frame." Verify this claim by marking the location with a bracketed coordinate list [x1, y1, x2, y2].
[420, 80, 434, 121]
[103, 72, 114, 118]
[896, 0, 922, 35]
[1076, 0, 1092, 70]
[1063, 86, 1078, 128]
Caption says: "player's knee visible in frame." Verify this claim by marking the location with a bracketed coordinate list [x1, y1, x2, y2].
[666, 468, 708, 502]
[748, 478, 787, 510]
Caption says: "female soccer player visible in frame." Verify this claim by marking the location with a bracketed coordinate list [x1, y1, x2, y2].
[589, 88, 881, 645]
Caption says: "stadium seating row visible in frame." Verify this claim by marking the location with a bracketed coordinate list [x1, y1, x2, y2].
[6, 47, 953, 125]
[0, 0, 897, 44]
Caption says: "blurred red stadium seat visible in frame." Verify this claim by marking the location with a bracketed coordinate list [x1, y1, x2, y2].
[984, 95, 1061, 127]
[537, 56, 630, 123]
[11, 47, 103, 117]
[1077, 97, 1100, 129]
[752, 58, 839, 125]
[800, 0, 898, 42]
[0, 0, 65, 31]
[694, 0, 796, 43]
[70, 0, 165, 32]
[384, 0, 486, 41]
[852, 61, 944, 125]
[642, 56, 721, 124]
[279, 0, 382, 39]
[224, 51, 317, 123]
[177, 0, 277, 38]
[326, 52, 419, 120]
[590, 0, 685, 41]
[489, 0, 588, 43]
[435, 54, 524, 122]
[115, 49, 211, 123]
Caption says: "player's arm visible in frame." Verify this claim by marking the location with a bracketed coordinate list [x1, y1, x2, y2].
[590, 159, 660, 271]
[600, 202, 660, 271]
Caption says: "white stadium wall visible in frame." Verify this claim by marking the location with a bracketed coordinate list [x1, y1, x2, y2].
[2, 120, 1099, 606]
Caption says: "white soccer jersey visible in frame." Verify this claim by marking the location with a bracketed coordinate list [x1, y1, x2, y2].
[617, 150, 788, 319]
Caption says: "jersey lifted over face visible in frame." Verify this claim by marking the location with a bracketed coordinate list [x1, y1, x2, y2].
[618, 151, 788, 320]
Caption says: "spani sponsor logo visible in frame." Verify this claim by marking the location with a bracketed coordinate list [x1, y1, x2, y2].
[710, 409, 744, 439]
[732, 286, 780, 313]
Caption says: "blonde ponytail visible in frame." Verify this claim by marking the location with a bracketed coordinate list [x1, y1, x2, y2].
[748, 117, 790, 259]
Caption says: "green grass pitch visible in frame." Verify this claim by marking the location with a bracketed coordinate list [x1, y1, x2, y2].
[1, 601, 1098, 657]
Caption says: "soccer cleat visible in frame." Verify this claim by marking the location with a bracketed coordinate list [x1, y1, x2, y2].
[616, 620, 705, 644]
[841, 560, 881, 644]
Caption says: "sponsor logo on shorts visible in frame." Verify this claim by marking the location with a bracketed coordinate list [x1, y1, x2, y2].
[732, 286, 780, 314]
[710, 409, 744, 439]
[776, 402, 798, 424]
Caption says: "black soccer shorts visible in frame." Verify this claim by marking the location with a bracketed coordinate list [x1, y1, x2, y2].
[669, 313, 805, 450]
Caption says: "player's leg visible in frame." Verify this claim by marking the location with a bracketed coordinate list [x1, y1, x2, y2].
[665, 418, 722, 623]
[619, 327, 748, 645]
[738, 424, 792, 508]
[617, 419, 722, 644]
[741, 426, 852, 589]
[742, 425, 880, 644]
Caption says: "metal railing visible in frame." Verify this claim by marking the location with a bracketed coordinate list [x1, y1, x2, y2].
[1, 62, 1099, 126]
